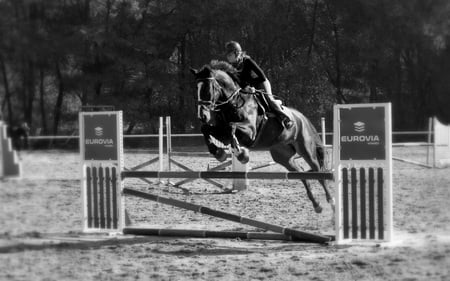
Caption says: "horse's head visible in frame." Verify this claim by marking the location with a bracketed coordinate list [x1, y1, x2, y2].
[191, 62, 240, 125]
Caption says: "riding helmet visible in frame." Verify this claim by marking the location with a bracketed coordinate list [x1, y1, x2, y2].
[225, 41, 242, 55]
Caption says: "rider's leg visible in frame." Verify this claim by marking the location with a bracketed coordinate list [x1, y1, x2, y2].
[265, 94, 293, 129]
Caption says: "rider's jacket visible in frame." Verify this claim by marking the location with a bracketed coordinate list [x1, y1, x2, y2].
[232, 55, 267, 89]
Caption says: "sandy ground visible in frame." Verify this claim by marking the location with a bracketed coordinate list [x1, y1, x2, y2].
[0, 148, 449, 281]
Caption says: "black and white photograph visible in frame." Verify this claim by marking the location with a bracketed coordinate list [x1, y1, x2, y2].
[1, 1, 449, 280]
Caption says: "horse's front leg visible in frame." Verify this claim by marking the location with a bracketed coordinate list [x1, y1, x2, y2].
[229, 122, 252, 164]
[201, 124, 227, 162]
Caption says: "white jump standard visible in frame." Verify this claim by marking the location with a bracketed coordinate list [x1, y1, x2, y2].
[0, 121, 22, 178]
[333, 103, 393, 243]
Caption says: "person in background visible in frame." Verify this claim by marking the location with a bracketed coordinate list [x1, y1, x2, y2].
[224, 41, 293, 129]
[8, 121, 30, 150]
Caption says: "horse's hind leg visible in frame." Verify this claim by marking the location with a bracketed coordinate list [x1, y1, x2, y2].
[269, 144, 323, 213]
[295, 141, 335, 211]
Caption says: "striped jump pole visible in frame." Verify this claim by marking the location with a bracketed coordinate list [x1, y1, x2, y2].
[121, 170, 334, 181]
[123, 228, 305, 242]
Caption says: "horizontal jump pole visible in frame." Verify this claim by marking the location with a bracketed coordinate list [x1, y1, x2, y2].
[123, 227, 313, 242]
[392, 142, 432, 147]
[392, 157, 433, 168]
[122, 171, 334, 181]
[169, 151, 232, 158]
[122, 188, 333, 244]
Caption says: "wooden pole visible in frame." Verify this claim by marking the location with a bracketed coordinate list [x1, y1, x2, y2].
[122, 170, 334, 181]
[123, 227, 319, 242]
[122, 187, 332, 243]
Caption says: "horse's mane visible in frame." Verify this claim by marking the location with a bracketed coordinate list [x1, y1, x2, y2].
[196, 60, 239, 91]
[209, 60, 237, 74]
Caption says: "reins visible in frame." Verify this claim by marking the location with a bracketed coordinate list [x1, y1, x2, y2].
[197, 77, 242, 111]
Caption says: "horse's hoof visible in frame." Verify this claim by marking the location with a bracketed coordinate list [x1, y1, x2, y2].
[215, 148, 227, 162]
[237, 153, 249, 164]
[314, 205, 323, 213]
[237, 148, 249, 164]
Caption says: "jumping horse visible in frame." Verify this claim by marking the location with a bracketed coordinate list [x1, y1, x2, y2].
[191, 61, 334, 213]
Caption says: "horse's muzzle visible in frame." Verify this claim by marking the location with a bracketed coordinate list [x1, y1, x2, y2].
[198, 109, 209, 123]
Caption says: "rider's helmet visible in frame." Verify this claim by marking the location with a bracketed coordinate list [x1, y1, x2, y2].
[225, 41, 242, 55]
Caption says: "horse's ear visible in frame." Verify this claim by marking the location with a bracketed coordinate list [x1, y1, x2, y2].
[190, 67, 198, 76]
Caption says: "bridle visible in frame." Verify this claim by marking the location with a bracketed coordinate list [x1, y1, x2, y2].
[196, 77, 241, 116]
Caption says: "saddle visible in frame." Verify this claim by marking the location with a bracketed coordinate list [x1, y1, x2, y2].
[239, 89, 284, 148]
[250, 89, 281, 121]
[241, 89, 269, 116]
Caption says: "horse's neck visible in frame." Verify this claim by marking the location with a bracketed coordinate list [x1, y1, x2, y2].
[215, 76, 239, 101]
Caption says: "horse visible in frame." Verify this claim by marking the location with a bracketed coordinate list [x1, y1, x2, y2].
[190, 62, 334, 213]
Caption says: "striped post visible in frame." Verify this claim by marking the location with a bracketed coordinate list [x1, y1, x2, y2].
[339, 167, 388, 241]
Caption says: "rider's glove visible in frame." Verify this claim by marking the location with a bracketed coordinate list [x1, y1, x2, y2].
[244, 86, 256, 93]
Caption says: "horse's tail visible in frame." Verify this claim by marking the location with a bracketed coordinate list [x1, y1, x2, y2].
[316, 144, 325, 171]
[305, 116, 326, 171]
[293, 108, 327, 171]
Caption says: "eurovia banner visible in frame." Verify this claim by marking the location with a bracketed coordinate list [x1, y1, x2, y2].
[339, 106, 385, 160]
[83, 114, 118, 161]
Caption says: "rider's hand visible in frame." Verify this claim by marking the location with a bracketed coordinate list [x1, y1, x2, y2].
[244, 86, 256, 93]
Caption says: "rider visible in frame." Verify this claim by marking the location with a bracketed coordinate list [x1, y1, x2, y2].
[224, 41, 293, 129]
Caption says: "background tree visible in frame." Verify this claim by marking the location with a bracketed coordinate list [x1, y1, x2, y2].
[0, 0, 449, 137]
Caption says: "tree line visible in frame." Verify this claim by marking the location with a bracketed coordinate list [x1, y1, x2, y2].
[1, 0, 449, 136]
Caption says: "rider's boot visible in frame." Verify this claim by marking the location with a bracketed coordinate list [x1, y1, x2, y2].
[266, 95, 293, 129]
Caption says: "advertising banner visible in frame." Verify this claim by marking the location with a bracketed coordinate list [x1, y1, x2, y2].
[82, 114, 118, 161]
[339, 107, 386, 160]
